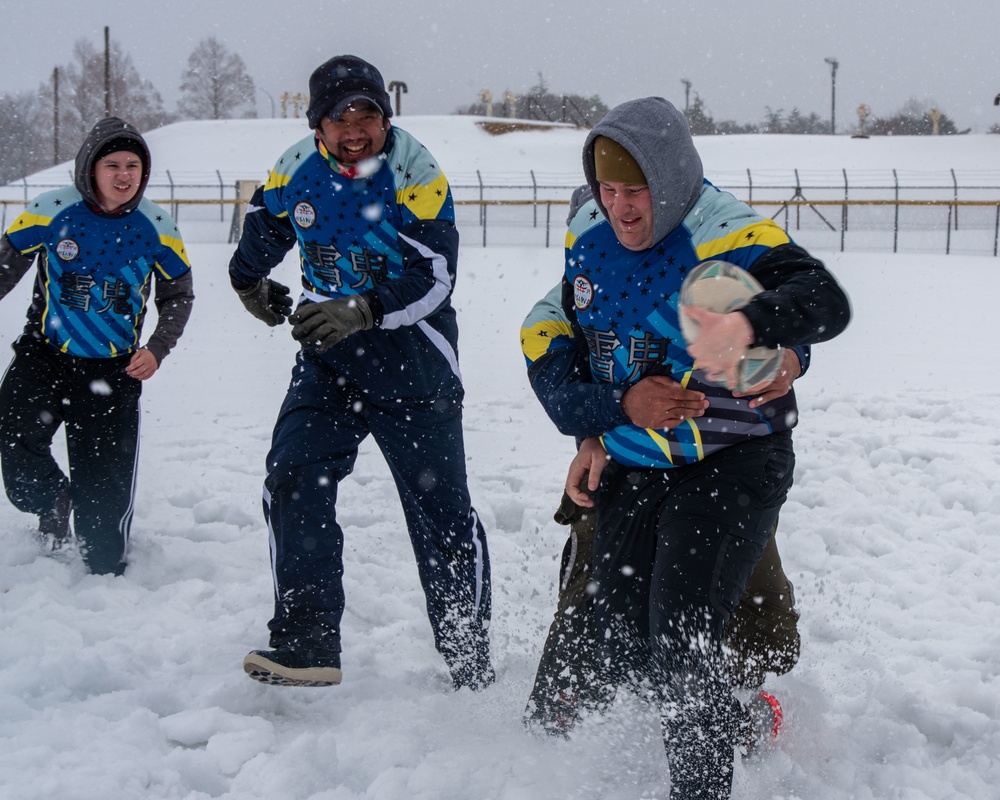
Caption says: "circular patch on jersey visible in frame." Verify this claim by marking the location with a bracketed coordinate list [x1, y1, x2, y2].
[55, 239, 79, 261]
[293, 201, 317, 229]
[573, 274, 594, 311]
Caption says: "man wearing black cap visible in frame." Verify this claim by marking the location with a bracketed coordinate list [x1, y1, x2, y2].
[230, 55, 493, 691]
[0, 116, 195, 576]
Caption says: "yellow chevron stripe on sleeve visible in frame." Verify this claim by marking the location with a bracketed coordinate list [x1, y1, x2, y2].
[263, 170, 291, 192]
[520, 318, 575, 363]
[396, 171, 450, 220]
[158, 235, 191, 268]
[7, 211, 52, 236]
[695, 219, 790, 262]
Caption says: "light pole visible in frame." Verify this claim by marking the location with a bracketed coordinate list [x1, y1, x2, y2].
[681, 78, 692, 113]
[388, 81, 408, 116]
[256, 87, 276, 118]
[824, 57, 839, 134]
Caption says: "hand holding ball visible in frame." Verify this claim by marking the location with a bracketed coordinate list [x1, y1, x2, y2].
[678, 261, 781, 393]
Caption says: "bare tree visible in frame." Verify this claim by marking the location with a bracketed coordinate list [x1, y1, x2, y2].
[36, 37, 171, 158]
[0, 91, 50, 183]
[178, 37, 256, 120]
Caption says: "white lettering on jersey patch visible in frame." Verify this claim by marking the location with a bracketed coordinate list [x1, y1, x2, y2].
[294, 201, 317, 229]
[55, 239, 79, 261]
[573, 274, 594, 311]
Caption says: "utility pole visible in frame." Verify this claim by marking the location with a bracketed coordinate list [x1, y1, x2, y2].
[104, 26, 111, 117]
[53, 68, 60, 165]
[681, 79, 692, 113]
[824, 57, 839, 134]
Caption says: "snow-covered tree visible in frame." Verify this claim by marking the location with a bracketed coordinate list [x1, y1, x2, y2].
[177, 37, 256, 120]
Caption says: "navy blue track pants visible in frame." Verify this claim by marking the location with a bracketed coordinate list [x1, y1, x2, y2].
[0, 335, 140, 575]
[261, 348, 491, 675]
[591, 431, 795, 800]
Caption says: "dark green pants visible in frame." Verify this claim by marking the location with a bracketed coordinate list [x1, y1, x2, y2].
[525, 491, 800, 728]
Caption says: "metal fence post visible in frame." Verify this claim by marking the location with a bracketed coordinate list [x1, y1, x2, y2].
[994, 204, 999, 257]
[841, 169, 848, 252]
[216, 170, 224, 222]
[166, 170, 177, 218]
[951, 168, 958, 231]
[476, 170, 484, 226]
[531, 170, 538, 228]
[893, 169, 899, 254]
[794, 169, 801, 230]
[946, 204, 952, 255]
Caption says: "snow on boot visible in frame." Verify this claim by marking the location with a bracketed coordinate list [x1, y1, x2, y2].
[36, 487, 74, 555]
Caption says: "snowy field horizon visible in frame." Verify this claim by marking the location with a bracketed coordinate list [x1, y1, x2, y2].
[1, 118, 997, 799]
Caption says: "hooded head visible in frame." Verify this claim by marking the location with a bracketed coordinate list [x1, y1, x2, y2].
[306, 54, 393, 128]
[74, 117, 151, 215]
[582, 97, 704, 248]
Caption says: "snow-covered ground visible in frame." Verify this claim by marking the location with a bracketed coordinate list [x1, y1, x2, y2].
[1, 119, 998, 800]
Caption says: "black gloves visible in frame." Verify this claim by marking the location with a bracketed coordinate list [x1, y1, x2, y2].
[290, 295, 374, 353]
[233, 278, 293, 326]
[234, 279, 374, 352]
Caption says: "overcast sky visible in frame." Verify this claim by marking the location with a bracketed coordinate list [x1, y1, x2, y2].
[3, 0, 998, 133]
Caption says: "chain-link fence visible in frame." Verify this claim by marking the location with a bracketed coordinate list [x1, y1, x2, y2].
[3, 168, 999, 256]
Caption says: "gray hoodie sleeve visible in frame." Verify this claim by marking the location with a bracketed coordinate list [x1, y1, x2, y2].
[144, 270, 194, 365]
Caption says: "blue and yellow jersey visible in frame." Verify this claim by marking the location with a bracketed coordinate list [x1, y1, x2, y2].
[260, 128, 454, 300]
[4, 189, 191, 359]
[229, 125, 465, 401]
[522, 182, 799, 469]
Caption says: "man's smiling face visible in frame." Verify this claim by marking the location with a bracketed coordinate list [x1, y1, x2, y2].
[93, 151, 143, 213]
[316, 104, 389, 165]
[599, 180, 655, 251]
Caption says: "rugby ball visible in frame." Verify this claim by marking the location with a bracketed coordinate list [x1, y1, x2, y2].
[678, 260, 782, 392]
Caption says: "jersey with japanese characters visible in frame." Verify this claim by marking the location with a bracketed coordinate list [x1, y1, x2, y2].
[261, 129, 454, 300]
[559, 181, 798, 469]
[4, 190, 191, 359]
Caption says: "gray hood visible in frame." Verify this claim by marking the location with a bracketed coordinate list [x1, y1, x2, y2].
[582, 97, 704, 247]
[74, 117, 151, 215]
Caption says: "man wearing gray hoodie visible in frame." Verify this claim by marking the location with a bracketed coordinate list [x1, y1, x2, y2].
[520, 97, 851, 799]
[0, 117, 194, 575]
